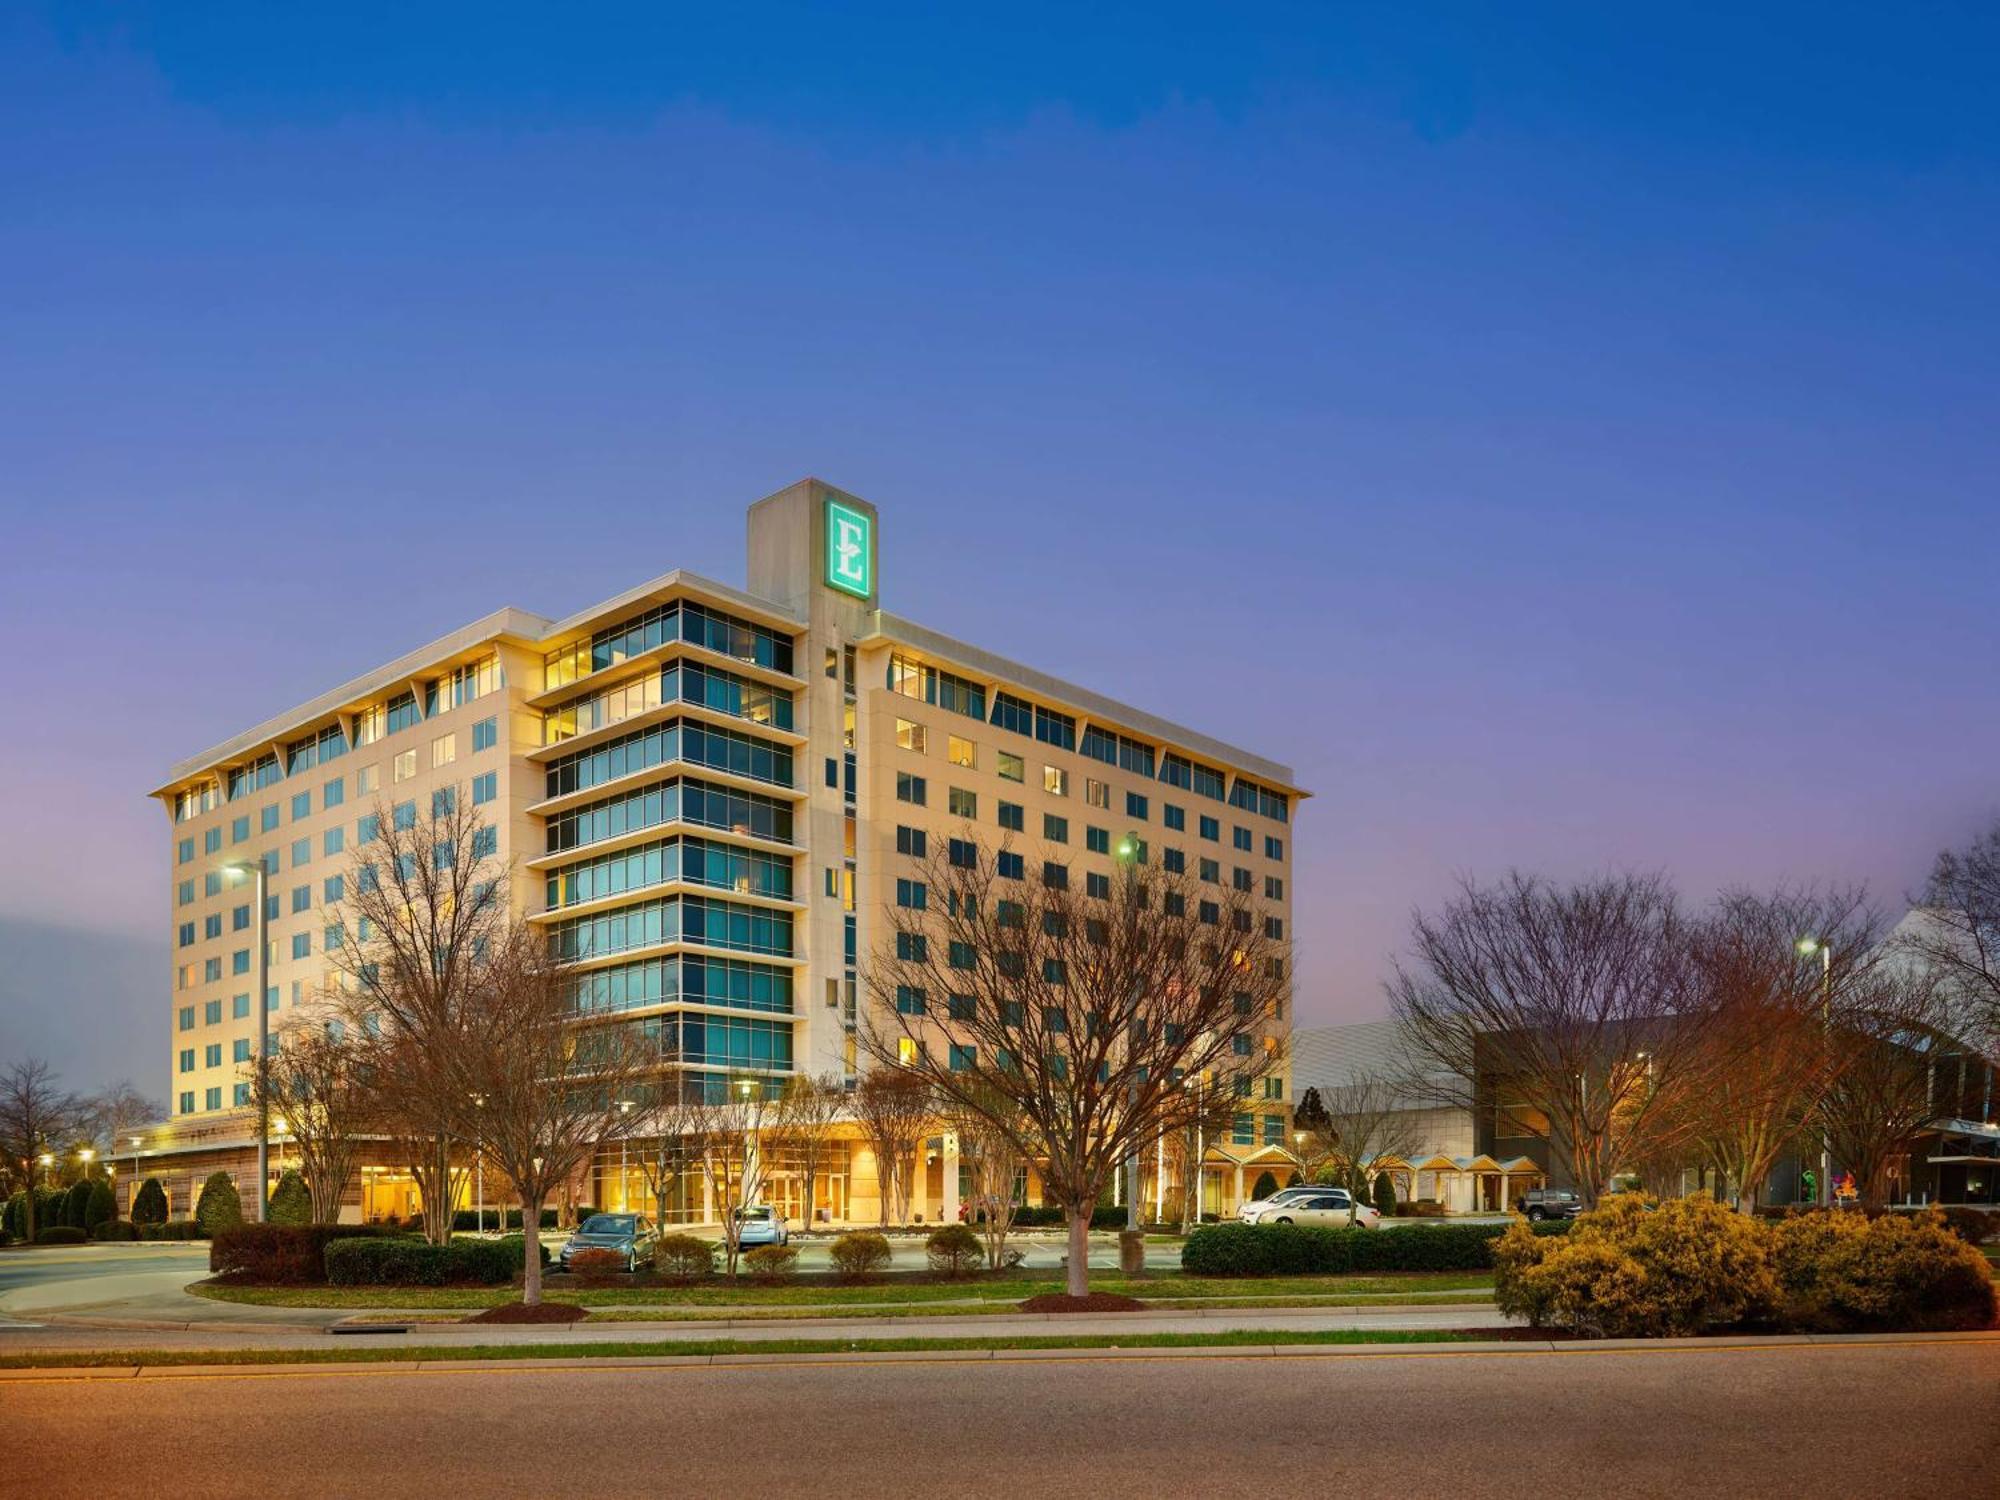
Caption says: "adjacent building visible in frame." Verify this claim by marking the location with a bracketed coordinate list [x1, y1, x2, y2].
[135, 480, 1304, 1224]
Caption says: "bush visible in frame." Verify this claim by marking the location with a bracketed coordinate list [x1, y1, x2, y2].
[1182, 1218, 1566, 1277]
[1494, 1194, 1778, 1338]
[742, 1244, 800, 1280]
[131, 1178, 169, 1226]
[1372, 1173, 1399, 1216]
[494, 1234, 551, 1267]
[653, 1232, 719, 1281]
[451, 1207, 560, 1231]
[566, 1247, 630, 1283]
[1904, 1205, 1997, 1247]
[3, 1191, 25, 1240]
[63, 1179, 94, 1229]
[91, 1218, 139, 1242]
[84, 1178, 116, 1231]
[160, 1218, 202, 1240]
[926, 1223, 984, 1276]
[194, 1173, 244, 1237]
[828, 1230, 893, 1278]
[267, 1171, 312, 1227]
[209, 1224, 389, 1284]
[34, 1225, 88, 1245]
[1775, 1208, 1996, 1333]
[323, 1235, 518, 1286]
[1009, 1203, 1126, 1229]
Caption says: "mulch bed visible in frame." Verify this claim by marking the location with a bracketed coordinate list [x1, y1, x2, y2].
[465, 1301, 590, 1324]
[1017, 1293, 1147, 1314]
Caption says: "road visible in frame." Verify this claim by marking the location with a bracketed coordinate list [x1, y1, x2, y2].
[7, 1339, 1997, 1499]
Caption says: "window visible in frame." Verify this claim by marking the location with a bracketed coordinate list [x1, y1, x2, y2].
[1043, 813, 1068, 843]
[895, 932, 928, 961]
[432, 786, 455, 818]
[291, 932, 311, 959]
[949, 1044, 976, 1073]
[997, 751, 1024, 783]
[392, 800, 416, 831]
[1042, 861, 1068, 890]
[1043, 765, 1067, 797]
[178, 1049, 194, 1074]
[290, 791, 312, 821]
[1164, 803, 1185, 831]
[897, 1037, 919, 1066]
[472, 716, 498, 752]
[233, 1038, 252, 1063]
[895, 985, 927, 1015]
[944, 735, 977, 770]
[1085, 779, 1109, 809]
[948, 838, 977, 870]
[177, 879, 194, 907]
[1233, 825, 1252, 852]
[473, 771, 497, 805]
[1033, 705, 1075, 750]
[205, 1087, 222, 1112]
[290, 884, 310, 913]
[208, 913, 226, 939]
[233, 993, 250, 1019]
[206, 827, 223, 854]
[177, 837, 195, 865]
[323, 778, 345, 811]
[1200, 815, 1220, 841]
[1232, 867, 1253, 892]
[178, 1091, 194, 1115]
[233, 949, 251, 975]
[230, 816, 249, 843]
[1163, 848, 1185, 874]
[203, 957, 222, 982]
[896, 878, 928, 910]
[176, 921, 195, 948]
[1125, 792, 1149, 821]
[1265, 835, 1284, 861]
[287, 837, 307, 869]
[204, 1043, 222, 1068]
[896, 773, 927, 806]
[358, 764, 379, 794]
[895, 718, 928, 753]
[998, 801, 1024, 832]
[178, 1006, 195, 1031]
[432, 733, 457, 768]
[1086, 826, 1109, 854]
[895, 826, 927, 858]
[1199, 858, 1219, 883]
[1199, 900, 1219, 925]
[948, 786, 977, 818]
[1265, 875, 1284, 899]
[1265, 917, 1284, 939]
[1086, 871, 1111, 899]
[260, 804, 280, 834]
[357, 813, 381, 844]
[393, 749, 417, 782]
[323, 826, 345, 858]
[997, 851, 1024, 881]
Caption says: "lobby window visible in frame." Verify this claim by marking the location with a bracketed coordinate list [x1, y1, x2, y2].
[1043, 765, 1068, 797]
[472, 716, 498, 752]
[324, 778, 345, 810]
[432, 733, 457, 768]
[1265, 835, 1284, 861]
[947, 735, 976, 769]
[998, 801, 1023, 833]
[997, 751, 1024, 783]
[948, 786, 977, 818]
[291, 791, 312, 822]
[895, 718, 928, 754]
[1126, 792, 1149, 820]
[896, 826, 927, 857]
[896, 773, 927, 806]
[1199, 815, 1219, 842]
[393, 749, 417, 782]
[1043, 814, 1068, 844]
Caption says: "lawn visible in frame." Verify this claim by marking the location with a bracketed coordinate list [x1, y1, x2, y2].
[192, 1269, 1495, 1312]
[0, 1326, 1485, 1371]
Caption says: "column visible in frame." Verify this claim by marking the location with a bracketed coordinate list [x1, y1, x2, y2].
[941, 1133, 960, 1224]
[908, 1143, 928, 1223]
[1232, 1164, 1244, 1213]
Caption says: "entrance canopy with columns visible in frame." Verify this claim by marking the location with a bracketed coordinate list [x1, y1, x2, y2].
[1369, 1153, 1544, 1214]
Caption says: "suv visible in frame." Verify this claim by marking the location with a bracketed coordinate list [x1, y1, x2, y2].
[1517, 1188, 1583, 1222]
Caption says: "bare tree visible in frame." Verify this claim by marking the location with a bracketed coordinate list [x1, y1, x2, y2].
[1821, 962, 1961, 1208]
[455, 924, 655, 1304]
[851, 1068, 931, 1227]
[249, 1024, 370, 1224]
[693, 1080, 774, 1277]
[1903, 818, 2000, 1054]
[936, 1082, 1025, 1269]
[0, 1059, 85, 1241]
[766, 1072, 846, 1231]
[80, 1082, 162, 1163]
[1675, 886, 1882, 1211]
[1391, 871, 1708, 1207]
[328, 785, 507, 1243]
[867, 840, 1290, 1296]
[1318, 1075, 1425, 1223]
[629, 1057, 708, 1236]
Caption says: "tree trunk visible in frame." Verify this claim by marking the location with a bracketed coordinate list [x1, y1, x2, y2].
[521, 1196, 543, 1306]
[1065, 1207, 1091, 1297]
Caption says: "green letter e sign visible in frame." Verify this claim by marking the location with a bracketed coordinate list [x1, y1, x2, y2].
[824, 500, 872, 599]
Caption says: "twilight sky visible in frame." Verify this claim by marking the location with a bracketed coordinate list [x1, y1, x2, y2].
[2, 5, 1998, 1096]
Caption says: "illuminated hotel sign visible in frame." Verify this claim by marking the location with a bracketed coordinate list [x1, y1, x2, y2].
[824, 499, 873, 599]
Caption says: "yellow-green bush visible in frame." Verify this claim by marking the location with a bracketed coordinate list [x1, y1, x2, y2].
[1775, 1209, 1996, 1333]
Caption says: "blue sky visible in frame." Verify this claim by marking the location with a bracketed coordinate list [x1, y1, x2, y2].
[2, 5, 1996, 1093]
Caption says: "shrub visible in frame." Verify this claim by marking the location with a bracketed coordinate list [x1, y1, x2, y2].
[494, 1235, 551, 1267]
[194, 1172, 244, 1236]
[653, 1233, 718, 1281]
[266, 1171, 312, 1227]
[566, 1247, 630, 1284]
[450, 1207, 560, 1230]
[160, 1218, 202, 1240]
[1776, 1209, 1996, 1333]
[91, 1218, 139, 1241]
[131, 1178, 169, 1226]
[1372, 1173, 1399, 1216]
[926, 1223, 983, 1276]
[85, 1178, 116, 1231]
[1182, 1218, 1565, 1277]
[742, 1244, 800, 1280]
[209, 1224, 389, 1284]
[34, 1225, 88, 1245]
[323, 1235, 518, 1286]
[1250, 1171, 1280, 1203]
[64, 1179, 94, 1229]
[3, 1191, 25, 1239]
[828, 1230, 893, 1279]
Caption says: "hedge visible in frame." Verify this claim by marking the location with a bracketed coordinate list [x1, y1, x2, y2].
[1012, 1204, 1126, 1229]
[91, 1218, 139, 1241]
[323, 1236, 520, 1286]
[156, 1219, 203, 1240]
[451, 1208, 562, 1231]
[209, 1224, 392, 1284]
[34, 1225, 88, 1245]
[1181, 1218, 1569, 1276]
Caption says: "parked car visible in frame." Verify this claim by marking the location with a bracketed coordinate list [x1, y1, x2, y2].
[558, 1213, 657, 1271]
[1517, 1188, 1583, 1222]
[733, 1205, 789, 1247]
[1236, 1185, 1330, 1223]
[1248, 1190, 1381, 1229]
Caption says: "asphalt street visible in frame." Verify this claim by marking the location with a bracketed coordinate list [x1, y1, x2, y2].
[7, 1339, 1997, 1499]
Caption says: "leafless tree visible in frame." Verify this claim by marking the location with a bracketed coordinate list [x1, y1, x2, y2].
[1821, 962, 1962, 1208]
[936, 1082, 1025, 1268]
[0, 1058, 85, 1241]
[692, 1080, 774, 1276]
[328, 785, 507, 1243]
[80, 1082, 162, 1163]
[455, 924, 655, 1304]
[249, 1024, 370, 1224]
[1318, 1075, 1425, 1223]
[1391, 871, 1710, 1207]
[766, 1072, 847, 1230]
[851, 1068, 931, 1227]
[1903, 818, 2000, 1054]
[867, 840, 1290, 1295]
[1674, 886, 1882, 1211]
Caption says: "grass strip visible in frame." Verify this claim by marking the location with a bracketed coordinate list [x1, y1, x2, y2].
[0, 1327, 1482, 1370]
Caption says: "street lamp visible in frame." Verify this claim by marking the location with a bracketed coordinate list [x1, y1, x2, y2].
[1798, 937, 1834, 1207]
[224, 856, 272, 1222]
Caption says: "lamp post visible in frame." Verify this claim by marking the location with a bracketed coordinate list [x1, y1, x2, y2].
[1115, 832, 1142, 1230]
[224, 857, 272, 1222]
[1798, 938, 1833, 1207]
[618, 1099, 635, 1214]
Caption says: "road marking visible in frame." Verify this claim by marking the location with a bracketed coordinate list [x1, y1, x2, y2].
[1, 1334, 1994, 1384]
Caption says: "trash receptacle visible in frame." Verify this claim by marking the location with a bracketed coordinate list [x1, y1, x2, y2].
[1118, 1228, 1145, 1275]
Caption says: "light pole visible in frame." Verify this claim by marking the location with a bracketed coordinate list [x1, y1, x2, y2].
[225, 857, 272, 1222]
[618, 1099, 635, 1213]
[1116, 832, 1142, 1231]
[1798, 938, 1833, 1207]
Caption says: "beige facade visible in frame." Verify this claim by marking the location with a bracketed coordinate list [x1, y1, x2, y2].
[140, 480, 1302, 1223]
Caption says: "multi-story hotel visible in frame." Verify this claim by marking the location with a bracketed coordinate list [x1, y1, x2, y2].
[136, 481, 1304, 1225]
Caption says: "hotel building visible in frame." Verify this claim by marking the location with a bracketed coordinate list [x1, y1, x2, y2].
[137, 481, 1304, 1224]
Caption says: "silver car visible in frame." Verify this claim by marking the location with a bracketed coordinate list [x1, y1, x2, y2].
[733, 1205, 789, 1247]
[1237, 1185, 1326, 1223]
[558, 1213, 657, 1272]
